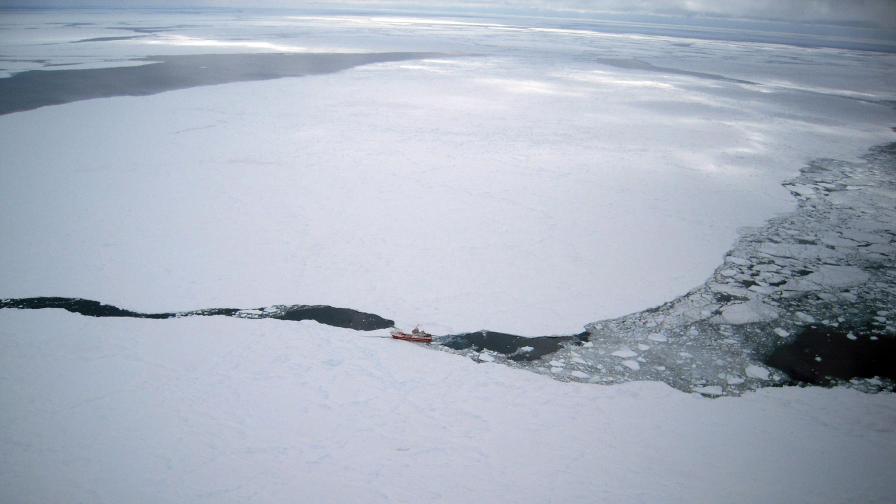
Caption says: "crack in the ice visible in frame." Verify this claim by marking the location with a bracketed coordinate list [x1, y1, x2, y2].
[0, 297, 395, 331]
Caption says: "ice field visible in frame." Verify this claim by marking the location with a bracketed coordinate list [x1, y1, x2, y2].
[1, 7, 895, 503]
[2, 309, 895, 503]
[1, 9, 894, 335]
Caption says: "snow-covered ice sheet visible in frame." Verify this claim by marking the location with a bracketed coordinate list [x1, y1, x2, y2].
[2, 9, 895, 502]
[2, 10, 895, 335]
[0, 10, 894, 336]
[0, 309, 894, 503]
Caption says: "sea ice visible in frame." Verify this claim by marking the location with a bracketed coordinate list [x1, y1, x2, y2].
[622, 360, 641, 371]
[803, 265, 871, 289]
[745, 365, 771, 381]
[612, 349, 638, 358]
[2, 309, 895, 503]
[2, 8, 893, 336]
[719, 301, 780, 325]
[694, 385, 724, 396]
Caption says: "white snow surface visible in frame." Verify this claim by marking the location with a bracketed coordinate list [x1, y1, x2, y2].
[1, 310, 894, 503]
[1, 11, 895, 335]
[2, 11, 896, 503]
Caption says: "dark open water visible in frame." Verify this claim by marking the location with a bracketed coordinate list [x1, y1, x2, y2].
[0, 51, 442, 115]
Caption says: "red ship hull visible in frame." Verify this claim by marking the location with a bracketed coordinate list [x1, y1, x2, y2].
[391, 332, 433, 343]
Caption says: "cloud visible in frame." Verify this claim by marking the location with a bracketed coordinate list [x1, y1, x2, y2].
[3, 0, 896, 29]
[574, 0, 896, 27]
[449, 0, 896, 28]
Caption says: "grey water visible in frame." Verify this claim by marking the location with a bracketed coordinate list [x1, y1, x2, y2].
[0, 51, 443, 115]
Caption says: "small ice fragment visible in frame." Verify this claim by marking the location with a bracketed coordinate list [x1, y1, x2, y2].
[720, 300, 779, 324]
[786, 184, 815, 197]
[549, 360, 564, 367]
[870, 336, 879, 341]
[621, 360, 640, 371]
[550, 367, 564, 374]
[726, 375, 745, 385]
[694, 385, 724, 396]
[745, 365, 770, 380]
[519, 346, 534, 353]
[478, 353, 495, 362]
[815, 356, 823, 362]
[749, 285, 777, 295]
[846, 332, 857, 341]
[797, 266, 870, 289]
[796, 312, 816, 323]
[582, 341, 594, 348]
[570, 370, 590, 379]
[774, 328, 789, 338]
[611, 349, 638, 358]
[637, 344, 650, 351]
[647, 333, 668, 342]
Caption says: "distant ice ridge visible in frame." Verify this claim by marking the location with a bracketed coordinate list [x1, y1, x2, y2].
[436, 143, 896, 396]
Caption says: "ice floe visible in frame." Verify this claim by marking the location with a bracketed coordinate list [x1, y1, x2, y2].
[462, 143, 895, 395]
[745, 365, 771, 381]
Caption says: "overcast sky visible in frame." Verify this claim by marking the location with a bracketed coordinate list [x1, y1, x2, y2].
[3, 0, 896, 29]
